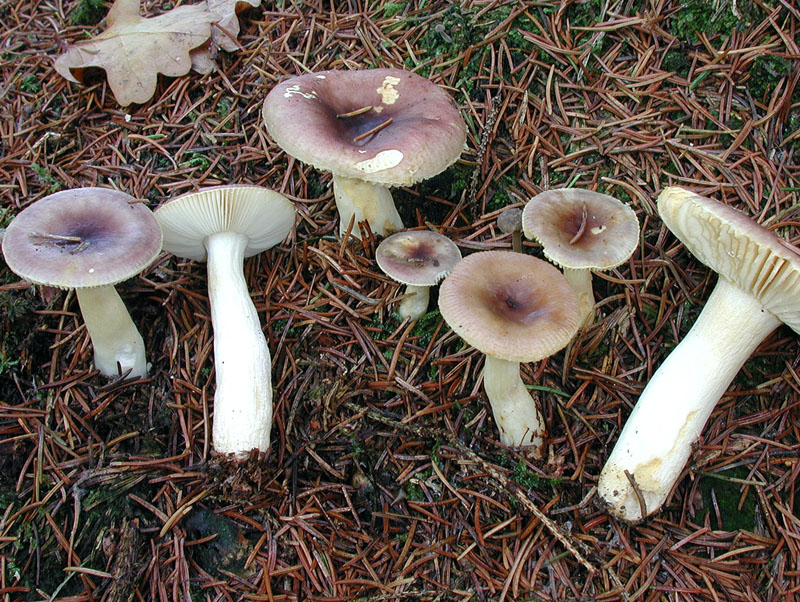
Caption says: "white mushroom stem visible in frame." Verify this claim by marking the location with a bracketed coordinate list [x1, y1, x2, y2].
[205, 231, 273, 456]
[598, 278, 781, 521]
[561, 267, 594, 323]
[76, 285, 148, 379]
[483, 355, 545, 455]
[398, 285, 430, 320]
[332, 175, 404, 239]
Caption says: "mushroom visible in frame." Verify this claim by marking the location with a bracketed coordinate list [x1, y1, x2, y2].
[496, 207, 523, 253]
[154, 185, 295, 457]
[261, 68, 467, 239]
[376, 229, 461, 320]
[438, 250, 580, 454]
[1, 188, 161, 379]
[522, 188, 639, 323]
[598, 187, 800, 521]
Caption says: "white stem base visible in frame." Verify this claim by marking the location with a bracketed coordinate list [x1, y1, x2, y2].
[76, 285, 147, 379]
[398, 285, 430, 320]
[598, 279, 781, 521]
[333, 175, 404, 239]
[483, 356, 545, 455]
[206, 232, 273, 457]
[562, 267, 594, 324]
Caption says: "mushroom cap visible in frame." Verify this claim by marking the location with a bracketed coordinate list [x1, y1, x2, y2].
[262, 68, 467, 187]
[658, 186, 800, 334]
[155, 185, 295, 261]
[522, 188, 639, 270]
[438, 250, 581, 362]
[1, 188, 162, 289]
[496, 207, 523, 235]
[376, 230, 462, 287]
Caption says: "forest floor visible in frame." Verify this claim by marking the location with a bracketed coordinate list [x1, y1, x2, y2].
[1, 0, 799, 600]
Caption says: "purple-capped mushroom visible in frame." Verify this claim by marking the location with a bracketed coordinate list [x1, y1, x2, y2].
[262, 68, 467, 239]
[376, 230, 461, 320]
[1, 188, 162, 379]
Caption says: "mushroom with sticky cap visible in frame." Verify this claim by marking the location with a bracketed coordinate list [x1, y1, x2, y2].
[376, 230, 461, 321]
[522, 188, 639, 323]
[262, 68, 467, 239]
[598, 186, 800, 521]
[1, 188, 162, 379]
[437, 250, 581, 455]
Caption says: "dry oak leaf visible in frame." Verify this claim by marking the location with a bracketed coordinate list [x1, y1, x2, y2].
[190, 0, 260, 74]
[54, 0, 214, 106]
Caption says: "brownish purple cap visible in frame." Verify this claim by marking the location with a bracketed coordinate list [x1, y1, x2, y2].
[438, 251, 581, 362]
[658, 186, 800, 333]
[522, 189, 639, 270]
[376, 230, 461, 286]
[262, 69, 467, 186]
[1, 188, 162, 288]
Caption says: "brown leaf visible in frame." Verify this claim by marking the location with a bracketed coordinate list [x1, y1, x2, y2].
[189, 0, 261, 74]
[207, 0, 260, 51]
[54, 0, 214, 106]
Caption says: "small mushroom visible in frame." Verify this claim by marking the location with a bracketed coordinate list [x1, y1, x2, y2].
[154, 185, 295, 457]
[598, 187, 800, 521]
[262, 68, 467, 239]
[438, 251, 580, 455]
[522, 188, 639, 323]
[496, 207, 523, 253]
[1, 188, 162, 379]
[376, 230, 461, 320]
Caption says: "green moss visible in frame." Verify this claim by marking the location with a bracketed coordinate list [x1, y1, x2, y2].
[511, 460, 541, 489]
[697, 467, 758, 531]
[19, 74, 41, 93]
[667, 0, 763, 44]
[70, 0, 106, 26]
[383, 2, 406, 17]
[747, 55, 791, 102]
[411, 309, 441, 346]
[30, 163, 62, 193]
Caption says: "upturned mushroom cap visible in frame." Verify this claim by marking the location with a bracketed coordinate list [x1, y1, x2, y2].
[376, 230, 462, 287]
[154, 185, 295, 260]
[1, 188, 162, 288]
[261, 69, 467, 187]
[438, 251, 581, 362]
[522, 189, 639, 270]
[658, 186, 800, 333]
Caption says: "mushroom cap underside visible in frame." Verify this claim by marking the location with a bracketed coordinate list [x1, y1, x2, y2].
[438, 250, 581, 362]
[1, 187, 162, 288]
[522, 188, 639, 270]
[658, 186, 800, 333]
[262, 69, 467, 187]
[155, 185, 295, 261]
[376, 230, 462, 286]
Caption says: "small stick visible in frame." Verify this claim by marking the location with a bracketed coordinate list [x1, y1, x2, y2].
[337, 106, 373, 118]
[352, 117, 393, 143]
[624, 469, 648, 520]
[345, 400, 598, 575]
[30, 232, 83, 243]
[71, 241, 91, 254]
[569, 203, 588, 245]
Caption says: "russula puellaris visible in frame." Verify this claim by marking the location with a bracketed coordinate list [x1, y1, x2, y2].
[1, 188, 162, 378]
[262, 68, 467, 239]
[598, 187, 800, 521]
[522, 188, 639, 323]
[154, 185, 295, 457]
[438, 251, 580, 455]
[376, 229, 461, 320]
